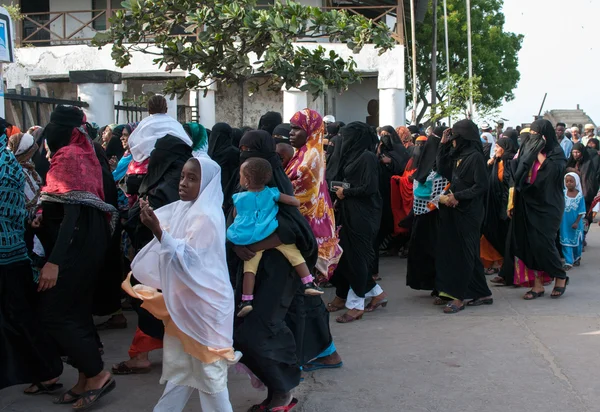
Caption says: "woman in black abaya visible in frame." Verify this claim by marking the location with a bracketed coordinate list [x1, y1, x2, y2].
[329, 122, 387, 323]
[566, 142, 598, 234]
[504, 119, 568, 299]
[229, 130, 326, 411]
[207, 122, 240, 193]
[435, 120, 492, 313]
[482, 138, 517, 280]
[406, 126, 446, 293]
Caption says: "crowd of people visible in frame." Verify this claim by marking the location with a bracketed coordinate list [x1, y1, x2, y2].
[0, 93, 597, 411]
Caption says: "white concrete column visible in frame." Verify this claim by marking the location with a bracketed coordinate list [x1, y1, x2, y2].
[197, 82, 218, 128]
[377, 45, 406, 126]
[77, 83, 115, 126]
[283, 88, 308, 123]
[113, 82, 127, 124]
[379, 88, 406, 127]
[166, 94, 178, 120]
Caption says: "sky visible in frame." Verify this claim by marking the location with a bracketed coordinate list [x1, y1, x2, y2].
[497, 0, 599, 126]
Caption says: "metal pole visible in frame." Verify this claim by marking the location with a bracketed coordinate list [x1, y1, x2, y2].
[443, 0, 451, 126]
[431, 0, 438, 122]
[466, 0, 473, 119]
[410, 0, 417, 124]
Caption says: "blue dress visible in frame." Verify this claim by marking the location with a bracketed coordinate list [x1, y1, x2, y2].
[227, 187, 280, 246]
[560, 190, 586, 266]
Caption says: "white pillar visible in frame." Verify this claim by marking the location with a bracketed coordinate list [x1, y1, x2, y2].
[166, 94, 178, 120]
[77, 83, 115, 126]
[379, 88, 406, 127]
[114, 82, 127, 124]
[198, 89, 217, 129]
[0, 64, 5, 119]
[377, 46, 406, 127]
[283, 88, 308, 123]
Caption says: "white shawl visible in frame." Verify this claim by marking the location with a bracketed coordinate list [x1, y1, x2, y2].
[128, 113, 193, 162]
[131, 155, 234, 349]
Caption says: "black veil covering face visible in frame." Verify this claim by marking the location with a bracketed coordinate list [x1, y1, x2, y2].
[499, 119, 567, 284]
[207, 122, 239, 192]
[258, 111, 283, 135]
[434, 119, 491, 301]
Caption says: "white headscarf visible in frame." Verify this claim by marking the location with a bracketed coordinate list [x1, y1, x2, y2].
[132, 155, 234, 349]
[564, 171, 583, 193]
[128, 113, 193, 162]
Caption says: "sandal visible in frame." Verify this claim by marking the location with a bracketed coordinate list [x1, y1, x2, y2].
[326, 300, 346, 313]
[490, 276, 505, 284]
[72, 378, 116, 411]
[551, 277, 569, 299]
[433, 296, 451, 305]
[111, 361, 151, 375]
[336, 311, 364, 323]
[523, 290, 544, 300]
[266, 398, 298, 412]
[443, 303, 464, 313]
[53, 390, 83, 405]
[248, 399, 270, 412]
[484, 267, 500, 275]
[365, 293, 388, 312]
[466, 298, 494, 307]
[24, 382, 63, 395]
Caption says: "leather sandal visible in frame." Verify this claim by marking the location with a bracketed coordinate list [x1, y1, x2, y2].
[336, 311, 364, 323]
[326, 300, 346, 313]
[365, 293, 388, 312]
[523, 290, 544, 300]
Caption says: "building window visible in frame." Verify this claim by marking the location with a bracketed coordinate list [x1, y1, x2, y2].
[92, 0, 121, 31]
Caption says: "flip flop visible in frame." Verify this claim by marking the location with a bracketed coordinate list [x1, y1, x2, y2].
[111, 361, 151, 375]
[24, 382, 63, 395]
[466, 298, 494, 307]
[523, 290, 544, 300]
[267, 398, 299, 412]
[53, 390, 83, 405]
[72, 378, 116, 411]
[302, 361, 343, 372]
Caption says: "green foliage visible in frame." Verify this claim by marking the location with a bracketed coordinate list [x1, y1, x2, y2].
[93, 0, 394, 98]
[408, 0, 523, 123]
[2, 2, 24, 22]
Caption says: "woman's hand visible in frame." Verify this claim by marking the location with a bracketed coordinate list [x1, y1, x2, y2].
[537, 151, 546, 165]
[140, 198, 162, 241]
[334, 186, 345, 200]
[487, 158, 495, 166]
[380, 154, 392, 165]
[232, 245, 256, 261]
[571, 222, 579, 230]
[441, 128, 452, 144]
[38, 262, 59, 292]
[446, 193, 459, 208]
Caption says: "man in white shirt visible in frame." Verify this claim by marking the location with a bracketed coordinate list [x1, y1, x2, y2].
[480, 122, 496, 158]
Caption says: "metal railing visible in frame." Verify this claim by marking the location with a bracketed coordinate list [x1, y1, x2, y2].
[17, 3, 404, 46]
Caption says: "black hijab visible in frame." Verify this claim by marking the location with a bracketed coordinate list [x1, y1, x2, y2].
[496, 137, 517, 164]
[413, 126, 445, 184]
[450, 119, 483, 158]
[379, 125, 409, 174]
[105, 124, 129, 160]
[231, 128, 243, 149]
[44, 105, 84, 153]
[337, 122, 374, 180]
[272, 123, 291, 144]
[208, 122, 239, 191]
[258, 111, 283, 135]
[502, 127, 519, 148]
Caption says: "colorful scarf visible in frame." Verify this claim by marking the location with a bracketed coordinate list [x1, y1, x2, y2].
[396, 126, 414, 148]
[43, 126, 105, 200]
[286, 108, 342, 278]
[0, 132, 29, 264]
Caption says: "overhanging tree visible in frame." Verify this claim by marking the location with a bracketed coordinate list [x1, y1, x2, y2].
[93, 0, 395, 98]
[407, 0, 523, 124]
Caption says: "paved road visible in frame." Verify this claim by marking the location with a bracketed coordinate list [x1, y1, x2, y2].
[2, 229, 600, 412]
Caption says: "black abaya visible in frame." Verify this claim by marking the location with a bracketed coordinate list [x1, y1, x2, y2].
[231, 130, 322, 392]
[435, 121, 491, 301]
[406, 211, 439, 290]
[208, 123, 240, 193]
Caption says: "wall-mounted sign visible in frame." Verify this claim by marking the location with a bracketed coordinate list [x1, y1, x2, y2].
[0, 7, 14, 63]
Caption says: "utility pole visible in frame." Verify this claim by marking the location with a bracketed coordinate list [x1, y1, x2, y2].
[410, 0, 417, 124]
[443, 0, 451, 126]
[466, 0, 474, 119]
[431, 0, 438, 122]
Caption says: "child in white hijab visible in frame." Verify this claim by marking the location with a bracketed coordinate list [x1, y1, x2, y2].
[124, 155, 239, 412]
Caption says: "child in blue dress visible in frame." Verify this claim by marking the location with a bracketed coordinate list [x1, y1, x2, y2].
[227, 157, 323, 317]
[560, 172, 586, 270]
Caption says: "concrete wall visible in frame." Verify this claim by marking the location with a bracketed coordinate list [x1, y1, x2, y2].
[333, 77, 379, 125]
[214, 80, 283, 128]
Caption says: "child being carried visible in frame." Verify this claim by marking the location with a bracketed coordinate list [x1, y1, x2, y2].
[227, 157, 323, 317]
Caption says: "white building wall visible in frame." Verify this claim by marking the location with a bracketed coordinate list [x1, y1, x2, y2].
[334, 77, 379, 125]
[49, 0, 97, 43]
